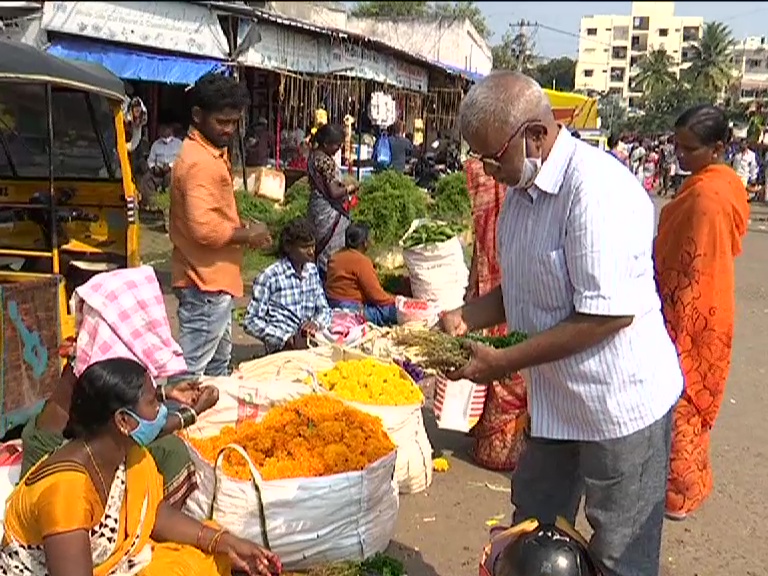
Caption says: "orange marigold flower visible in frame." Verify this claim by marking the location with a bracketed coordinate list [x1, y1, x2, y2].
[186, 395, 395, 481]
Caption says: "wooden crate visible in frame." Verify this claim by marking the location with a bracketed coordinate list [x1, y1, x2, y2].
[0, 277, 61, 436]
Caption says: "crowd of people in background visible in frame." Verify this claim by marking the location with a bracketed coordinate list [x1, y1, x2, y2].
[604, 129, 768, 203]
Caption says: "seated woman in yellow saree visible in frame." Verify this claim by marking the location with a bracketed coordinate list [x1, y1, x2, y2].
[1, 358, 281, 576]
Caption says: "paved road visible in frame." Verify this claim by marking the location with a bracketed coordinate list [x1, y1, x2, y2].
[155, 197, 768, 576]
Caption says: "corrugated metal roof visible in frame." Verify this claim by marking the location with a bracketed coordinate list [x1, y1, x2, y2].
[192, 1, 457, 76]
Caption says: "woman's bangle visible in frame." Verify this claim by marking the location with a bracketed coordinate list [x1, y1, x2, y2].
[207, 528, 227, 555]
[195, 524, 209, 550]
[176, 406, 198, 429]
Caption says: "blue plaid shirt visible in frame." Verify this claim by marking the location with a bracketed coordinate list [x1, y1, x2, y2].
[243, 258, 332, 352]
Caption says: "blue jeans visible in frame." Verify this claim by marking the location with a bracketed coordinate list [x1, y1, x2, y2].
[174, 287, 233, 379]
[327, 298, 398, 327]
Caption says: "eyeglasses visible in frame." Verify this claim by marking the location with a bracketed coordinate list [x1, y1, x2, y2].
[468, 119, 541, 169]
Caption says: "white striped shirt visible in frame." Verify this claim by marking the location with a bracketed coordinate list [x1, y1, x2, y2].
[498, 128, 683, 441]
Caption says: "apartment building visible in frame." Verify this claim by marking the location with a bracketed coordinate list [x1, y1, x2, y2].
[734, 36, 768, 101]
[574, 1, 703, 107]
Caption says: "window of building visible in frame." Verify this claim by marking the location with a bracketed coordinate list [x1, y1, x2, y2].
[658, 28, 669, 37]
[586, 28, 597, 36]
[612, 46, 628, 59]
[610, 67, 626, 82]
[583, 69, 594, 78]
[613, 26, 629, 42]
[747, 58, 762, 70]
[632, 16, 649, 31]
[584, 47, 596, 54]
[681, 48, 695, 63]
[607, 87, 623, 96]
[683, 26, 699, 42]
[631, 35, 648, 51]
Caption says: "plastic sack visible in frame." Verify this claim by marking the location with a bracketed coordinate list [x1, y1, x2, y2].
[400, 219, 469, 313]
[184, 443, 399, 571]
[395, 295, 439, 327]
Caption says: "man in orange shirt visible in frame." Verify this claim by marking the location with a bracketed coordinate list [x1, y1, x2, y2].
[170, 73, 271, 378]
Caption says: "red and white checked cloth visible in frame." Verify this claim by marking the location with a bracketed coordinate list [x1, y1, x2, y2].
[72, 265, 187, 378]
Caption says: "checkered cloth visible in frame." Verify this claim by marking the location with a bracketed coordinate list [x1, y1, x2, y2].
[72, 265, 187, 378]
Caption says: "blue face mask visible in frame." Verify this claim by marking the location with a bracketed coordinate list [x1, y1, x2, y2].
[120, 404, 168, 447]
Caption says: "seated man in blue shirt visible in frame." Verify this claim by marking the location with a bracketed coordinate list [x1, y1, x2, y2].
[148, 124, 183, 193]
[243, 218, 333, 353]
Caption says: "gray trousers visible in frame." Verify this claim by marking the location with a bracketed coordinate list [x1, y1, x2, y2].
[512, 410, 672, 576]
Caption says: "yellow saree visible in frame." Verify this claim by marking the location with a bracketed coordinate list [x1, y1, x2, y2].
[1, 445, 230, 576]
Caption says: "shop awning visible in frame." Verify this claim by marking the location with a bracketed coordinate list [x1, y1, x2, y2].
[46, 36, 226, 85]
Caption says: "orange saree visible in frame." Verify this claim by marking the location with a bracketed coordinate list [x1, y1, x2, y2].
[654, 163, 749, 516]
[464, 159, 527, 471]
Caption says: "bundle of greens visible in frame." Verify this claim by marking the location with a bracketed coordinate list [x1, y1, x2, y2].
[401, 221, 466, 249]
[393, 330, 529, 373]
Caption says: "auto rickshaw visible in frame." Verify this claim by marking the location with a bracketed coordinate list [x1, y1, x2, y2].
[0, 39, 139, 434]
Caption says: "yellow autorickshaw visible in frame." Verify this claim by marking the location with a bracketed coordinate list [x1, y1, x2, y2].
[0, 39, 139, 434]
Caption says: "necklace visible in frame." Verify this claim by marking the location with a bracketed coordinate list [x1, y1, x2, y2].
[83, 441, 109, 499]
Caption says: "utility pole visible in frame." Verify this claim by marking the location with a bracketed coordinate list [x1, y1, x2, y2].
[512, 19, 535, 72]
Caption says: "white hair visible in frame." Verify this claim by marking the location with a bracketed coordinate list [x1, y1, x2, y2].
[458, 71, 552, 139]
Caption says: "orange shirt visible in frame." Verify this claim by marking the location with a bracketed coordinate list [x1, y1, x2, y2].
[170, 129, 243, 298]
[325, 249, 394, 305]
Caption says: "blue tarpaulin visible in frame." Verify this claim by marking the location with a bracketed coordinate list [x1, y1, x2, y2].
[46, 37, 226, 85]
[433, 61, 486, 83]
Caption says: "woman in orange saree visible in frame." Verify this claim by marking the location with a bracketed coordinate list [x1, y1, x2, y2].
[655, 105, 749, 520]
[464, 158, 527, 471]
[1, 358, 280, 576]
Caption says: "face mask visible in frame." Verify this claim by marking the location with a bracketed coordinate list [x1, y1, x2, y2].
[121, 404, 168, 447]
[516, 136, 542, 189]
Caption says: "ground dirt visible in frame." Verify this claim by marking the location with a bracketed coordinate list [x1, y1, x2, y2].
[146, 198, 768, 576]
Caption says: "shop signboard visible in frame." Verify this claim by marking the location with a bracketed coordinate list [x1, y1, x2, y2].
[41, 1, 229, 59]
[237, 20, 322, 74]
[237, 21, 429, 93]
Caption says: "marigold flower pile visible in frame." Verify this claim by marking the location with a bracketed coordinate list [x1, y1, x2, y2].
[187, 395, 395, 481]
[311, 358, 424, 406]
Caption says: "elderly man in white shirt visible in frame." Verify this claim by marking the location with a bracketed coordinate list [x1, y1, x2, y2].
[147, 124, 183, 194]
[731, 139, 758, 189]
[440, 71, 683, 576]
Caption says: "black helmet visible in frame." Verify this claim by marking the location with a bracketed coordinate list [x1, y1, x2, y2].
[479, 518, 600, 576]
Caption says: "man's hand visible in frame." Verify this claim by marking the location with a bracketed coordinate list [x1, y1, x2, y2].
[245, 221, 273, 249]
[166, 381, 200, 406]
[192, 385, 219, 415]
[447, 341, 508, 383]
[437, 308, 469, 337]
[300, 320, 319, 336]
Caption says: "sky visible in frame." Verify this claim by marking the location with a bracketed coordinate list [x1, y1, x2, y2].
[473, 1, 768, 57]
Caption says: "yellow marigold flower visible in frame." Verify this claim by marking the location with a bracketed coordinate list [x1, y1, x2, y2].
[310, 359, 424, 406]
[186, 395, 395, 481]
[433, 457, 450, 473]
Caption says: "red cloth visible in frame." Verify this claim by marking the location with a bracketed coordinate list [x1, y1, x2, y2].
[465, 159, 506, 336]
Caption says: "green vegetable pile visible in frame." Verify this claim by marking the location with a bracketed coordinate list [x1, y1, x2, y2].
[465, 331, 528, 348]
[297, 553, 405, 576]
[393, 330, 528, 373]
[401, 221, 466, 249]
[429, 171, 472, 222]
[352, 171, 428, 246]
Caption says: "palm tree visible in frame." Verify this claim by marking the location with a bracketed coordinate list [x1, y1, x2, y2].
[632, 48, 676, 94]
[685, 21, 736, 94]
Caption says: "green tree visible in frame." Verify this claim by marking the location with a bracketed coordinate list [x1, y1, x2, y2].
[432, 1, 491, 41]
[635, 83, 716, 134]
[491, 22, 536, 72]
[350, 1, 491, 40]
[684, 21, 736, 95]
[633, 48, 676, 95]
[598, 94, 628, 134]
[350, 1, 430, 18]
[531, 57, 576, 91]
